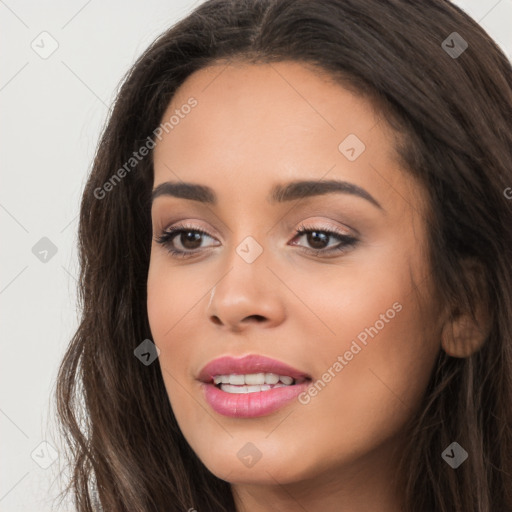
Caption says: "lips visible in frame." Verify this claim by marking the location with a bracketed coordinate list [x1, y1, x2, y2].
[198, 354, 310, 383]
[198, 354, 312, 418]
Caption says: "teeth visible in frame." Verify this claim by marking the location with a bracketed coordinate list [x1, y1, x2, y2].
[220, 383, 288, 394]
[265, 373, 279, 384]
[244, 373, 265, 385]
[212, 373, 296, 388]
[229, 374, 245, 385]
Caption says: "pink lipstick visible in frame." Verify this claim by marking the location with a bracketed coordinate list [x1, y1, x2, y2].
[198, 354, 311, 418]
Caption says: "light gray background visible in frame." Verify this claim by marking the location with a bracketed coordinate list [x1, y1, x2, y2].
[1, 1, 511, 510]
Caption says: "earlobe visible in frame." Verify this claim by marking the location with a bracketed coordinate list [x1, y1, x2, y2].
[440, 260, 491, 358]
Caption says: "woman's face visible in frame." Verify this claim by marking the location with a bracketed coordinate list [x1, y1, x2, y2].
[147, 61, 443, 489]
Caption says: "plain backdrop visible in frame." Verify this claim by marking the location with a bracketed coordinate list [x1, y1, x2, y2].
[1, 1, 511, 510]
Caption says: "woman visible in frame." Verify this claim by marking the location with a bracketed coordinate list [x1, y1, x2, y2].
[55, 0, 512, 510]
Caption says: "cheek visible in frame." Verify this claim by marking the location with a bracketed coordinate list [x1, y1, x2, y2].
[147, 263, 173, 350]
[308, 276, 439, 443]
[147, 255, 209, 351]
[291, 249, 440, 449]
[147, 260, 190, 386]
[146, 257, 212, 408]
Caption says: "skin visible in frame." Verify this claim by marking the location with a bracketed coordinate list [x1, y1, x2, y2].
[147, 61, 448, 512]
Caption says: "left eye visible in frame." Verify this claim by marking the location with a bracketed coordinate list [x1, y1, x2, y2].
[155, 222, 358, 258]
[290, 224, 358, 256]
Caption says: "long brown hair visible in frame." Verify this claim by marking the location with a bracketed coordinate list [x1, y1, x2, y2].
[55, 1, 512, 510]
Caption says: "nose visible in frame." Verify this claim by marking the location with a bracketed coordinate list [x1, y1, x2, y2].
[206, 254, 287, 333]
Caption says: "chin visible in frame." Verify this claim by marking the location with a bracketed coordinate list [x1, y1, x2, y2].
[189, 435, 319, 485]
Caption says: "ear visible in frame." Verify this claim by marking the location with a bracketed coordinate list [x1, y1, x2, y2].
[441, 260, 491, 358]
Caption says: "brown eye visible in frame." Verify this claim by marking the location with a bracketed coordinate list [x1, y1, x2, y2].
[175, 230, 203, 250]
[290, 224, 358, 257]
[155, 223, 218, 258]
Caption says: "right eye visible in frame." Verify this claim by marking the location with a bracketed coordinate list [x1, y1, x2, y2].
[155, 223, 219, 258]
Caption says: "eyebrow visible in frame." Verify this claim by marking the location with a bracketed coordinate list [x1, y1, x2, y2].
[151, 179, 383, 210]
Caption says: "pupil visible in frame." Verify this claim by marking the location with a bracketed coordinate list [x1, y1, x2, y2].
[308, 231, 328, 249]
[181, 231, 202, 249]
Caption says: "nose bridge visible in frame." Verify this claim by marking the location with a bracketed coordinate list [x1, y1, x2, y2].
[206, 229, 286, 329]
[218, 202, 272, 269]
[216, 231, 269, 303]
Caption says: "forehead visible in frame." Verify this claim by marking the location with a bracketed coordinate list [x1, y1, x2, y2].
[152, 61, 422, 216]
[155, 60, 387, 162]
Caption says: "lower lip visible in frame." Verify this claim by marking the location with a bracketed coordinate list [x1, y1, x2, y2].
[202, 382, 310, 418]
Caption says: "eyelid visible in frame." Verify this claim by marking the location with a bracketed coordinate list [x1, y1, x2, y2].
[294, 219, 353, 236]
[155, 218, 353, 243]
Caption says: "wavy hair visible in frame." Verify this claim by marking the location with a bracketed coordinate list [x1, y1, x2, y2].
[55, 0, 512, 510]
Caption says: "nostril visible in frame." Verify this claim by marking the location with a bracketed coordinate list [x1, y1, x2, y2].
[245, 314, 266, 323]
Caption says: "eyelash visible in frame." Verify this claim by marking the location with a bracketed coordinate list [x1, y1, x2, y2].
[154, 222, 358, 259]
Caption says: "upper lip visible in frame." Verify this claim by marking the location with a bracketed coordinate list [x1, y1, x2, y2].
[198, 354, 311, 383]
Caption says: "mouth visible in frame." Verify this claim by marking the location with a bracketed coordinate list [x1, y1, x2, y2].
[198, 354, 312, 418]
